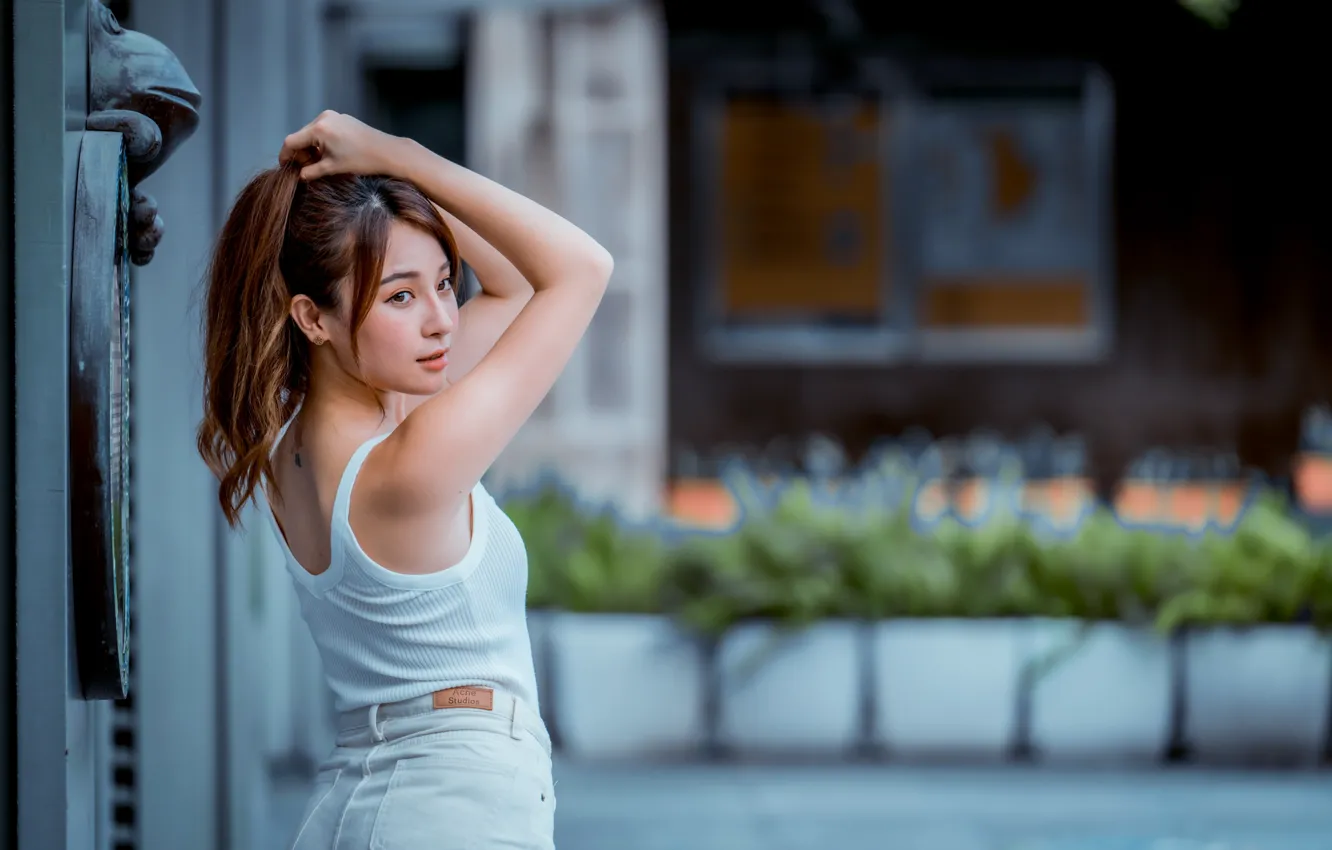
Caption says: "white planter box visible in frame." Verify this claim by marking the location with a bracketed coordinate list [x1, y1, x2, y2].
[1184, 626, 1332, 765]
[1026, 620, 1172, 763]
[716, 620, 862, 755]
[547, 613, 707, 759]
[874, 619, 1025, 760]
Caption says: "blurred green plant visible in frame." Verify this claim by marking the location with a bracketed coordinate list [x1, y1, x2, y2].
[660, 476, 851, 637]
[501, 480, 589, 610]
[1180, 0, 1240, 28]
[1035, 509, 1200, 627]
[501, 473, 1332, 635]
[1154, 492, 1328, 631]
[503, 480, 666, 614]
[560, 511, 667, 614]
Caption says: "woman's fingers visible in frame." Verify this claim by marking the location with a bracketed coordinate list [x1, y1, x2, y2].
[279, 120, 322, 165]
[279, 111, 390, 179]
[280, 110, 343, 163]
[280, 146, 317, 170]
[299, 159, 334, 182]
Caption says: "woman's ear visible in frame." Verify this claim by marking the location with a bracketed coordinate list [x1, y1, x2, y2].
[289, 295, 328, 345]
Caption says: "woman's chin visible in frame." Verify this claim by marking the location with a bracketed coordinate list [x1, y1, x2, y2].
[409, 374, 449, 396]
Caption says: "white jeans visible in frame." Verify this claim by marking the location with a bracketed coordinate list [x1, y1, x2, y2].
[289, 689, 556, 850]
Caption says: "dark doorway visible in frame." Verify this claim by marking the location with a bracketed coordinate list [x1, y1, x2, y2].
[363, 51, 469, 167]
[362, 18, 470, 302]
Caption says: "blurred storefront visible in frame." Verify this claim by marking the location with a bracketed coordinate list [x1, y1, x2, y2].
[661, 3, 1330, 500]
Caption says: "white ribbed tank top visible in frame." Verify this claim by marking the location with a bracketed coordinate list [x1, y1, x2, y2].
[262, 415, 539, 714]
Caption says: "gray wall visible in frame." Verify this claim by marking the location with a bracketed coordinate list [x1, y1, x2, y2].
[128, 0, 328, 846]
[126, 0, 223, 844]
[12, 0, 109, 848]
[1, 0, 15, 845]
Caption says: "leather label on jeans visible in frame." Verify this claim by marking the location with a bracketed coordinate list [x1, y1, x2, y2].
[433, 686, 494, 711]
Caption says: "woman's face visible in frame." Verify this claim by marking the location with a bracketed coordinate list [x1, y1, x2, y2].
[323, 220, 458, 396]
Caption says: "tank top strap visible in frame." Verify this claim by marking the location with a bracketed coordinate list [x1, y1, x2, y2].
[331, 431, 395, 527]
[271, 404, 301, 459]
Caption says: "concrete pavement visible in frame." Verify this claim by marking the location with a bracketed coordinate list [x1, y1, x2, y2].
[266, 761, 1332, 849]
[549, 762, 1332, 850]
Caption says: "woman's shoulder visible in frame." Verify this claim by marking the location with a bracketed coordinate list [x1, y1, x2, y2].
[271, 412, 384, 504]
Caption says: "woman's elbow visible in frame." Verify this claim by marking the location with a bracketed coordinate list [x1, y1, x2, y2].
[587, 244, 614, 289]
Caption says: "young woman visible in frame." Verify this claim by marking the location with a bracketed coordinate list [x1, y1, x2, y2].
[196, 110, 612, 849]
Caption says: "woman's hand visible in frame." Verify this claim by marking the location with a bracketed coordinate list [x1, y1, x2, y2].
[278, 110, 404, 181]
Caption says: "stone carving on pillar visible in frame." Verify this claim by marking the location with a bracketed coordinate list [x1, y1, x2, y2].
[70, 1, 204, 700]
[86, 0, 202, 266]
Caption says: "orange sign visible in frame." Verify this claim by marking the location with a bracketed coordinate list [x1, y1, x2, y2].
[915, 107, 1099, 332]
[719, 97, 888, 319]
[665, 479, 738, 529]
[921, 277, 1091, 329]
[1294, 453, 1332, 512]
[1113, 481, 1248, 531]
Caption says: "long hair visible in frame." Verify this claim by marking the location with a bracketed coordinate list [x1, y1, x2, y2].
[197, 165, 460, 528]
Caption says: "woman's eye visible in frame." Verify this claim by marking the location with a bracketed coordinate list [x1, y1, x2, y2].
[389, 290, 413, 305]
[438, 278, 453, 292]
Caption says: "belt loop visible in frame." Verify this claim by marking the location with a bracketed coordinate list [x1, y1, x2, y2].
[370, 704, 385, 743]
[508, 695, 521, 741]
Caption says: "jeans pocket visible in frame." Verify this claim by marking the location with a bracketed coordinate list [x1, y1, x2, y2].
[370, 758, 517, 850]
[289, 767, 343, 850]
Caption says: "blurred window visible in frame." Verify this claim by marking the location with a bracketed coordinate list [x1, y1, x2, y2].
[691, 56, 1115, 365]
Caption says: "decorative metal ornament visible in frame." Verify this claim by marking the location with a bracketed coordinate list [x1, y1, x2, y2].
[68, 1, 203, 699]
[70, 132, 134, 699]
[86, 0, 202, 266]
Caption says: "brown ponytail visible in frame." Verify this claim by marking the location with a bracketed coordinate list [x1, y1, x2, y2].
[197, 163, 459, 528]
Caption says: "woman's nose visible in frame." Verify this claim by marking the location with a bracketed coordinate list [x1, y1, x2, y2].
[426, 298, 454, 335]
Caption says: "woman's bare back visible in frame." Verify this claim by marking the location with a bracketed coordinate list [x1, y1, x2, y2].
[268, 414, 474, 580]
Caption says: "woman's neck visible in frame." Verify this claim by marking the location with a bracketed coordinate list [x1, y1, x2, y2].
[301, 378, 406, 435]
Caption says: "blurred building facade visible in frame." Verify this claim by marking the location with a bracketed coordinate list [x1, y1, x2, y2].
[662, 4, 1329, 496]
